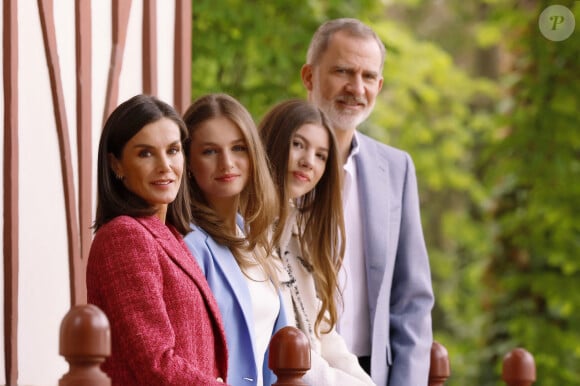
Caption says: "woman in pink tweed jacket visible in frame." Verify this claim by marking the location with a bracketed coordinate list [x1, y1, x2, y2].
[87, 94, 229, 386]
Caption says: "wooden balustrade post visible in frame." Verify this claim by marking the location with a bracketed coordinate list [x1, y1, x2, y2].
[501, 348, 536, 386]
[268, 326, 311, 386]
[429, 341, 451, 386]
[59, 304, 111, 386]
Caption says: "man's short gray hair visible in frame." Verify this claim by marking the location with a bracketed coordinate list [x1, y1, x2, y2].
[306, 18, 386, 71]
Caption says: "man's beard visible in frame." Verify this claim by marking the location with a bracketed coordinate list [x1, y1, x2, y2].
[312, 92, 372, 132]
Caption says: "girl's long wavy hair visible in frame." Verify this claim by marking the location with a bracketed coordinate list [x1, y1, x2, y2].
[183, 93, 279, 279]
[258, 99, 345, 335]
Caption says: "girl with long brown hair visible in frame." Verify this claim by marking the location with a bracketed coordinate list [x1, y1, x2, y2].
[259, 99, 375, 385]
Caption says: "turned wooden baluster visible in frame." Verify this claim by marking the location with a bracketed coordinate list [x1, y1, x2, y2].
[429, 340, 451, 385]
[502, 348, 536, 386]
[268, 326, 311, 386]
[59, 304, 111, 386]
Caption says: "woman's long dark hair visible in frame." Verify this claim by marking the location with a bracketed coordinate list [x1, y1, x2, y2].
[93, 94, 192, 233]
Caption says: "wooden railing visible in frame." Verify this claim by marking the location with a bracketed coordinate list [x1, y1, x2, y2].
[501, 348, 537, 386]
[59, 304, 111, 386]
[269, 326, 311, 385]
[59, 305, 537, 386]
[429, 341, 451, 386]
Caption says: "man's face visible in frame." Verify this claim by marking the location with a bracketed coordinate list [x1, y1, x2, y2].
[302, 30, 383, 133]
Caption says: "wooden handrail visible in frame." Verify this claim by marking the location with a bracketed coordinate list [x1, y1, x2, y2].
[59, 304, 111, 386]
[502, 347, 536, 386]
[57, 306, 537, 386]
[268, 326, 311, 386]
[429, 340, 451, 385]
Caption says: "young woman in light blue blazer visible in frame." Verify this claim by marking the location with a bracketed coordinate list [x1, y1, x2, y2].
[182, 93, 287, 386]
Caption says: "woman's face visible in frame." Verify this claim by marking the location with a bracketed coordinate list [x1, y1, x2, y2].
[188, 116, 250, 207]
[286, 123, 329, 199]
[110, 117, 183, 220]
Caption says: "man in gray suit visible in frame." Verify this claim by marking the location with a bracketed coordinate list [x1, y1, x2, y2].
[301, 18, 435, 385]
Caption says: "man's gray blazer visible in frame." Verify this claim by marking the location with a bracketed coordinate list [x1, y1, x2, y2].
[355, 132, 434, 386]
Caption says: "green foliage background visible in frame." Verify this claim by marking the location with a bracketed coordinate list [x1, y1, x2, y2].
[190, 1, 579, 384]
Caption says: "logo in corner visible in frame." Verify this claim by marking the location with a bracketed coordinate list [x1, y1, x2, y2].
[538, 5, 575, 41]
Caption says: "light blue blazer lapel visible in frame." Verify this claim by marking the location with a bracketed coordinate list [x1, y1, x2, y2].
[234, 215, 289, 385]
[356, 134, 393, 320]
[235, 215, 290, 385]
[186, 223, 259, 384]
[205, 236, 255, 338]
